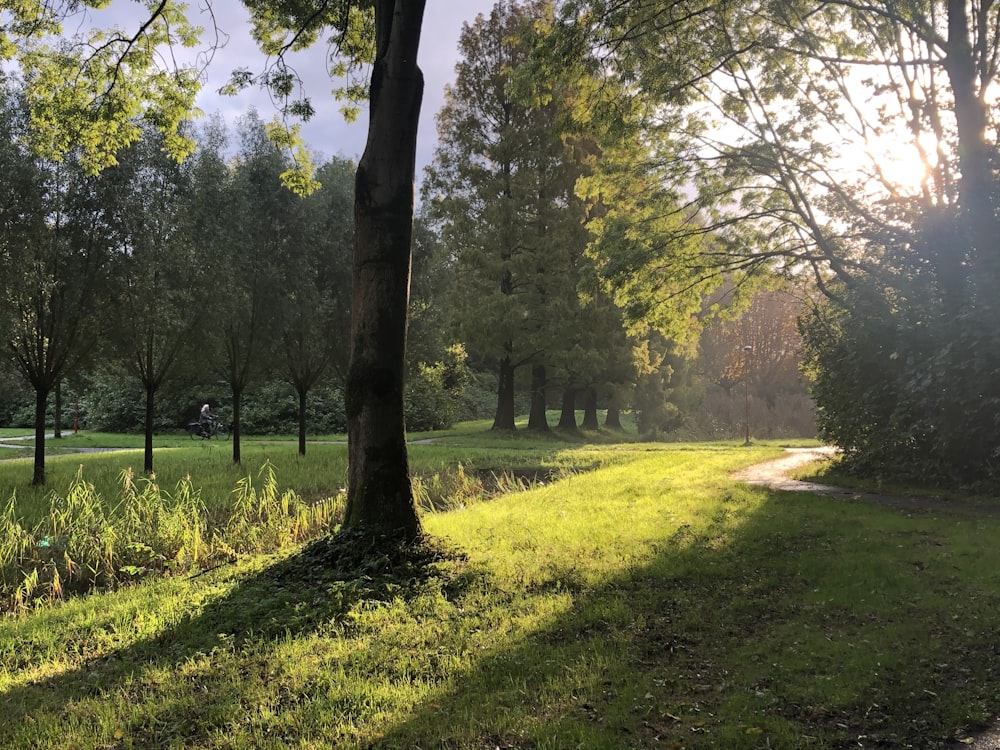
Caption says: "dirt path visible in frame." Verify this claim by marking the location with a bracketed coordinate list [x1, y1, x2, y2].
[736, 447, 1000, 748]
[735, 446, 1000, 517]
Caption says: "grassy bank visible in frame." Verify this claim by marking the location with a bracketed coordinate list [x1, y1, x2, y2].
[1, 435, 999, 748]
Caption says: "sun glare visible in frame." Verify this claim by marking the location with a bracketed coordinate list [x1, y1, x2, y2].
[870, 147, 933, 193]
[832, 137, 936, 197]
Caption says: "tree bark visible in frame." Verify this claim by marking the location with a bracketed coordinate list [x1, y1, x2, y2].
[54, 380, 62, 439]
[604, 397, 623, 430]
[32, 387, 49, 486]
[143, 383, 155, 473]
[297, 386, 307, 456]
[231, 386, 242, 465]
[557, 385, 578, 431]
[526, 363, 549, 431]
[580, 386, 599, 430]
[944, 0, 998, 276]
[343, 0, 426, 540]
[492, 353, 516, 430]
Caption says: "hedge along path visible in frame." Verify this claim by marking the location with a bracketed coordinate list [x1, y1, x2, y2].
[734, 446, 1000, 750]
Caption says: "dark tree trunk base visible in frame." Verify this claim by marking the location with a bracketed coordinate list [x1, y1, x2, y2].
[527, 364, 549, 431]
[557, 386, 579, 432]
[604, 405, 624, 431]
[581, 386, 599, 430]
[492, 355, 516, 431]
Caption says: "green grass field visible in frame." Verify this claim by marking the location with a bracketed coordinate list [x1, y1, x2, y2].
[1, 428, 998, 748]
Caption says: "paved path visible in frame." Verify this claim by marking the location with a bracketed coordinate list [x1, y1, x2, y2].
[735, 447, 1000, 748]
[0, 434, 126, 457]
[735, 446, 1000, 517]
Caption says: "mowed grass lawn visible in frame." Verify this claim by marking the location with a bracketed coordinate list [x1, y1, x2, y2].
[1, 431, 999, 748]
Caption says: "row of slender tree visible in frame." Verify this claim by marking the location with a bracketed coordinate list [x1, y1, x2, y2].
[0, 103, 356, 484]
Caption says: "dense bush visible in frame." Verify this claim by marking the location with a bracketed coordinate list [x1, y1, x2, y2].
[455, 369, 499, 421]
[238, 380, 301, 435]
[405, 344, 470, 432]
[801, 283, 1000, 488]
[0, 368, 31, 428]
[79, 372, 148, 432]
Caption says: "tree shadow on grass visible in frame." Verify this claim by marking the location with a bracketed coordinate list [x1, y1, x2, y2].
[368, 492, 1000, 749]
[1, 529, 474, 745]
[2, 491, 1000, 748]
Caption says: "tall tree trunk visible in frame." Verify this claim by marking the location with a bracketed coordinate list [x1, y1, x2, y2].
[604, 398, 623, 430]
[297, 386, 307, 456]
[343, 0, 426, 541]
[231, 386, 242, 465]
[492, 353, 516, 431]
[526, 363, 549, 431]
[945, 0, 997, 277]
[580, 386, 599, 430]
[143, 383, 155, 473]
[32, 386, 49, 486]
[557, 385, 578, 431]
[53, 380, 62, 439]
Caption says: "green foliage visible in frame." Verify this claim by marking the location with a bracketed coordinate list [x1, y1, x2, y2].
[231, 0, 377, 166]
[405, 344, 470, 432]
[13, 2, 202, 172]
[79, 370, 147, 433]
[0, 368, 32, 428]
[455, 368, 503, 421]
[802, 282, 1000, 487]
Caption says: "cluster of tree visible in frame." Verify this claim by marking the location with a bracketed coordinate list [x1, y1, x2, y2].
[415, 1, 815, 442]
[421, 1, 737, 436]
[549, 0, 1000, 487]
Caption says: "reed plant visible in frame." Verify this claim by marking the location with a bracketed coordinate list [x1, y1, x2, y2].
[0, 461, 344, 614]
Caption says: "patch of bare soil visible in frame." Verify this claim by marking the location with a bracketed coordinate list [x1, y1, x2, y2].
[735, 447, 1000, 748]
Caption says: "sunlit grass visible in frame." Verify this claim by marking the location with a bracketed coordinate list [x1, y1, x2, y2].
[1, 434, 998, 748]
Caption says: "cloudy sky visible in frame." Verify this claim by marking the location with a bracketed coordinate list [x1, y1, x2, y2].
[189, 1, 498, 176]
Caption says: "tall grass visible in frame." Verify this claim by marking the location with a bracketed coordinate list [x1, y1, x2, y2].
[0, 462, 344, 614]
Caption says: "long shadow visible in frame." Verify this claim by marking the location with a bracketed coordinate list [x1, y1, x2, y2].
[2, 487, 999, 748]
[1, 530, 468, 744]
[372, 489, 1000, 748]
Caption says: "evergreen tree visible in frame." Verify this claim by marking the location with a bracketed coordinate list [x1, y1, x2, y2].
[424, 0, 595, 431]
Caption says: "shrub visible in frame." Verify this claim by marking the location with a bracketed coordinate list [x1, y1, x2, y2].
[405, 344, 470, 432]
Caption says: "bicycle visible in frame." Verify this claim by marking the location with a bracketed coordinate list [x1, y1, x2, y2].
[186, 417, 231, 440]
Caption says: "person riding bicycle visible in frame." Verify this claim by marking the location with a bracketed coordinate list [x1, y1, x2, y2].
[198, 403, 212, 437]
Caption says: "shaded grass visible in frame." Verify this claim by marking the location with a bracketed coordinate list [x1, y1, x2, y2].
[1, 439, 999, 748]
[795, 452, 1000, 507]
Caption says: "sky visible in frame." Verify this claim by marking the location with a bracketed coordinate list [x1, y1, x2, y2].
[187, 1, 499, 177]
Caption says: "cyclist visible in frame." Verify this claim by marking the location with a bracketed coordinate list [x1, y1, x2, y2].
[198, 403, 212, 437]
